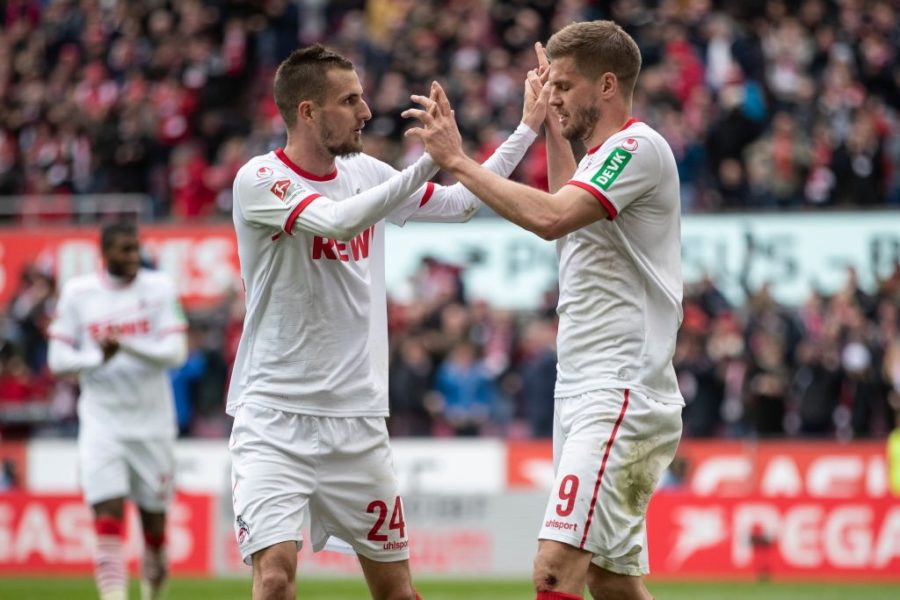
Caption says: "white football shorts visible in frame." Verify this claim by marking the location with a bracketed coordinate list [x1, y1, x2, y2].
[229, 403, 410, 565]
[539, 388, 682, 576]
[78, 433, 175, 512]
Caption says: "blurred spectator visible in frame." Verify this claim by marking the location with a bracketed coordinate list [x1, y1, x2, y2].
[6, 267, 55, 372]
[516, 318, 556, 438]
[170, 325, 208, 437]
[388, 335, 437, 437]
[676, 310, 724, 437]
[0, 458, 19, 491]
[791, 340, 842, 436]
[433, 341, 496, 437]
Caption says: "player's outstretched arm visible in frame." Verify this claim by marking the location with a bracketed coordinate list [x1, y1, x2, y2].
[294, 153, 439, 240]
[403, 82, 608, 240]
[399, 121, 538, 224]
[238, 87, 445, 242]
[401, 69, 552, 224]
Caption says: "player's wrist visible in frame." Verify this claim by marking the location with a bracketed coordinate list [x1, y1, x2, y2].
[444, 152, 471, 174]
[517, 120, 541, 139]
[521, 115, 543, 135]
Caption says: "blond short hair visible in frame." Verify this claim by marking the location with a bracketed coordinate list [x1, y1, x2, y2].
[547, 20, 642, 97]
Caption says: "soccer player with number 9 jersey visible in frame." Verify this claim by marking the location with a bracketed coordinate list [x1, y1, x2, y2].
[404, 21, 684, 600]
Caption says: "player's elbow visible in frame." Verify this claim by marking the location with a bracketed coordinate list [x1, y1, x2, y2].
[324, 225, 358, 242]
[46, 345, 72, 375]
[167, 337, 189, 368]
[531, 213, 565, 241]
[460, 202, 481, 222]
[46, 354, 63, 375]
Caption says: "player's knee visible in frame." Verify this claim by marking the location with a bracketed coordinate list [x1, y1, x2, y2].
[256, 566, 294, 598]
[586, 569, 648, 600]
[373, 585, 417, 600]
[532, 553, 566, 591]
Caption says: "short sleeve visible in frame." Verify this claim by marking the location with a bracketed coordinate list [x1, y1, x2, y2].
[233, 163, 322, 234]
[48, 285, 80, 346]
[566, 136, 660, 220]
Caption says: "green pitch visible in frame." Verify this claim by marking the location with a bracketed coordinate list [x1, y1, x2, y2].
[0, 577, 897, 599]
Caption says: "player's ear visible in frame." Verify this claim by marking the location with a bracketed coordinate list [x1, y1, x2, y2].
[297, 100, 316, 124]
[600, 73, 618, 99]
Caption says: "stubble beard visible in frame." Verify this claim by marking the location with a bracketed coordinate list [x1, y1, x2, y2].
[320, 121, 363, 157]
[561, 103, 601, 143]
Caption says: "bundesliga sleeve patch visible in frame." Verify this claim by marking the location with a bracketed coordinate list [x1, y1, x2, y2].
[591, 147, 632, 190]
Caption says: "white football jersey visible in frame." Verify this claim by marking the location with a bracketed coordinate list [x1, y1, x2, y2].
[228, 149, 463, 417]
[556, 119, 684, 403]
[48, 269, 187, 439]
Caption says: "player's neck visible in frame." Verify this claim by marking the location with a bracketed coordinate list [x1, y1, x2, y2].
[281, 137, 336, 179]
[584, 105, 633, 153]
[104, 269, 136, 286]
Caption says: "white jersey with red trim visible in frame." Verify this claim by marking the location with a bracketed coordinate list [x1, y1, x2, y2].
[228, 149, 461, 417]
[557, 119, 684, 404]
[48, 269, 187, 439]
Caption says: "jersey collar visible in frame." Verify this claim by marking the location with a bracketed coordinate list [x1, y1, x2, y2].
[586, 117, 641, 155]
[274, 148, 338, 181]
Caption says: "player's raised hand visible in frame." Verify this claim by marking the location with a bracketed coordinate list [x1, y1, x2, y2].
[522, 67, 551, 132]
[534, 41, 560, 134]
[402, 81, 465, 170]
[535, 40, 550, 72]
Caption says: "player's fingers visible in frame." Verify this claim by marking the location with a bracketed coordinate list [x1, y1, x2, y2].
[428, 83, 440, 115]
[410, 93, 439, 114]
[538, 80, 551, 103]
[527, 69, 542, 93]
[401, 108, 435, 127]
[535, 41, 550, 69]
[433, 82, 452, 117]
[404, 127, 427, 139]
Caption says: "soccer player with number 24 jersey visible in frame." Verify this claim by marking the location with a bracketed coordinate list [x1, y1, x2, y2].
[227, 44, 546, 599]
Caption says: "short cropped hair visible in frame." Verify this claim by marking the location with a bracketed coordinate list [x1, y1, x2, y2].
[547, 20, 642, 96]
[274, 44, 355, 128]
[100, 221, 138, 252]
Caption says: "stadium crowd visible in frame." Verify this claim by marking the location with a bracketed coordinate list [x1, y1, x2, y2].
[0, 0, 899, 441]
[0, 0, 897, 217]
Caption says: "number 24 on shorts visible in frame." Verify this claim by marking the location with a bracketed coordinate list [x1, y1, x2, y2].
[367, 496, 407, 541]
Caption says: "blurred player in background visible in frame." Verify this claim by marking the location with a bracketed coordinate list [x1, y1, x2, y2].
[47, 221, 188, 600]
[404, 20, 684, 600]
[227, 44, 544, 599]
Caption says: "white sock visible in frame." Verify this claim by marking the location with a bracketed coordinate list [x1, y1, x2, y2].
[94, 516, 127, 600]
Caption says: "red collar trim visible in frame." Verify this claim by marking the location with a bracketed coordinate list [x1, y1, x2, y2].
[274, 148, 338, 181]
[586, 117, 641, 155]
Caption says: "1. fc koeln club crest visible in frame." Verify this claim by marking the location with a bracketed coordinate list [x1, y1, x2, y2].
[236, 515, 251, 544]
